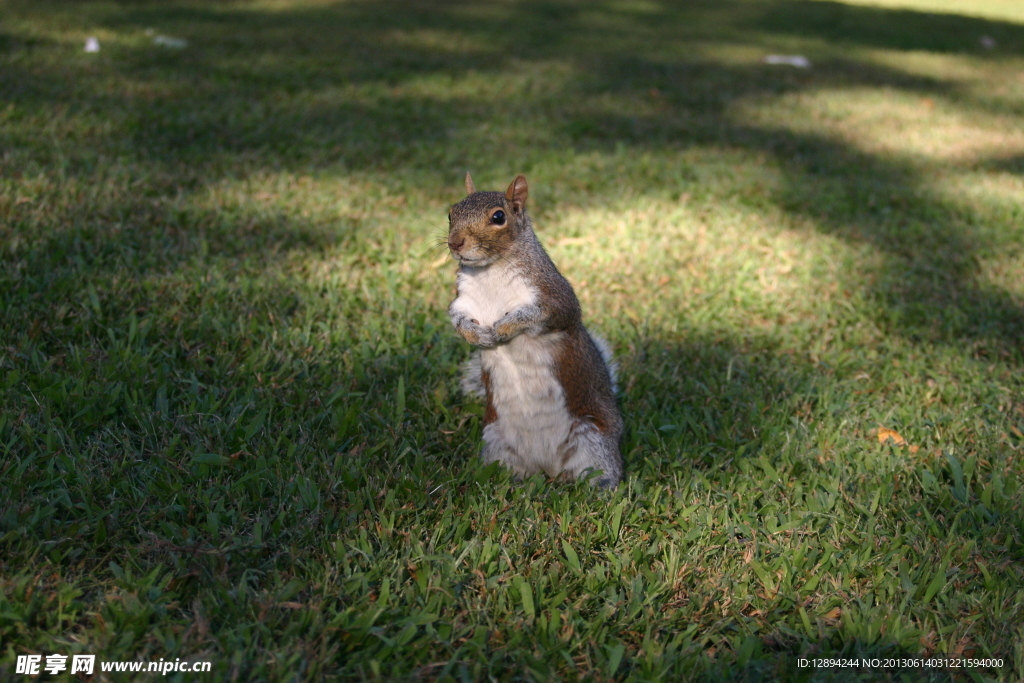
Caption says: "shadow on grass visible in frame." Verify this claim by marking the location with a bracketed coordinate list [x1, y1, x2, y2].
[749, 0, 1024, 55]
[2, 1, 1024, 673]
[615, 334, 1023, 673]
[561, 45, 1024, 355]
[980, 152, 1024, 174]
[3, 0, 1022, 362]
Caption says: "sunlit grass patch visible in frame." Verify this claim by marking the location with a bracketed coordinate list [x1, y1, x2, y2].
[732, 87, 1024, 164]
[825, 0, 1024, 24]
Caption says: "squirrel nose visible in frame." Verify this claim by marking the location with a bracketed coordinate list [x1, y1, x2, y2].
[448, 236, 465, 252]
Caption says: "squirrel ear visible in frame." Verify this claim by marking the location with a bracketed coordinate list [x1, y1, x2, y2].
[464, 172, 476, 195]
[505, 175, 528, 213]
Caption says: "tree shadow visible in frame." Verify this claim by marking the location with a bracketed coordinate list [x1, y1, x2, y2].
[618, 333, 1023, 672]
[4, 1, 1024, 675]
[4, 0, 1022, 460]
[555, 37, 1024, 357]
[5, 0, 1023, 511]
[36, 1, 1019, 362]
[748, 0, 1024, 55]
[978, 152, 1024, 174]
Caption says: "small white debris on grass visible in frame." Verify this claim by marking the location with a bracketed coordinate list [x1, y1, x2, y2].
[763, 54, 811, 68]
[980, 36, 997, 50]
[84, 37, 100, 53]
[154, 35, 188, 49]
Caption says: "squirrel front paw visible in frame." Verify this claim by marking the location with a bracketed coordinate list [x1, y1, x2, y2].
[492, 305, 542, 343]
[493, 317, 522, 343]
[451, 313, 497, 347]
[460, 322, 497, 347]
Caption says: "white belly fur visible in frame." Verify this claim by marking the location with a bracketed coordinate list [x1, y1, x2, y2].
[481, 334, 572, 476]
[453, 264, 574, 476]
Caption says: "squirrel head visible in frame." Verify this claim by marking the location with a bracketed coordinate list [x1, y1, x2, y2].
[447, 173, 530, 267]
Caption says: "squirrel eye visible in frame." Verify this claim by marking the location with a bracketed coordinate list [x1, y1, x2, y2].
[491, 210, 506, 225]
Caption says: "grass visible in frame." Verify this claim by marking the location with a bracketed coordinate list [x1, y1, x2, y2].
[1, 0, 1024, 680]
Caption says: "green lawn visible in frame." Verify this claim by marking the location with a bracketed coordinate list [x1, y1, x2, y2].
[2, 0, 1023, 680]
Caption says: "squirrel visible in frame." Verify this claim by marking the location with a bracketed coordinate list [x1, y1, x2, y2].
[446, 172, 623, 488]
